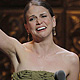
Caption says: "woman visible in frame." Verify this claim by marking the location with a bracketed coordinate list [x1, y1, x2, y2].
[0, 0, 79, 80]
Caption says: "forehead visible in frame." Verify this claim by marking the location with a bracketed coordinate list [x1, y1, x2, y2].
[26, 5, 50, 16]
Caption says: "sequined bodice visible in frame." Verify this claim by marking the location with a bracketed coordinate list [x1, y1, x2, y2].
[11, 70, 55, 80]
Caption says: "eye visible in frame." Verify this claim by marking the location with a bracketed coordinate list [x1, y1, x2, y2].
[29, 16, 37, 21]
[41, 15, 47, 18]
[29, 18, 34, 21]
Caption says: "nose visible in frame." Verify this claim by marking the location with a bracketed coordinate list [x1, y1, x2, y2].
[36, 18, 42, 25]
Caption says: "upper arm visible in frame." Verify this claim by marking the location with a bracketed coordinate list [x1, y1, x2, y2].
[67, 53, 79, 80]
[0, 29, 17, 55]
[0, 29, 25, 70]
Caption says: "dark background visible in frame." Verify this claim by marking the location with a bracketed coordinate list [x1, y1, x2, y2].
[0, 0, 80, 80]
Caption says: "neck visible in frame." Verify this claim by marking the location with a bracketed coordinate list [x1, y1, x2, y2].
[32, 34, 56, 57]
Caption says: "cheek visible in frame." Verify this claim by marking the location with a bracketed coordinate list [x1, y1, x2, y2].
[45, 17, 52, 24]
[28, 22, 36, 32]
[45, 19, 53, 28]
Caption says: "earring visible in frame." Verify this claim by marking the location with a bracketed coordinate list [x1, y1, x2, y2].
[27, 33, 30, 41]
[53, 27, 56, 36]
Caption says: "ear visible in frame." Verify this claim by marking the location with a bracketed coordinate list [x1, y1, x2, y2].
[24, 24, 30, 33]
[52, 16, 56, 27]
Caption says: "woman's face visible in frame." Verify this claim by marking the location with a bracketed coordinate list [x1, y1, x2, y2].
[24, 5, 56, 39]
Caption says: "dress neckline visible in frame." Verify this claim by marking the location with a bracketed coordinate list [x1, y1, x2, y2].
[13, 69, 54, 74]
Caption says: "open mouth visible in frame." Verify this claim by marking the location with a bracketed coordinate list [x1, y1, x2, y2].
[36, 27, 47, 31]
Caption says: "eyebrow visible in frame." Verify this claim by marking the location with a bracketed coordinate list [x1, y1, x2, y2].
[29, 15, 36, 18]
[40, 12, 47, 16]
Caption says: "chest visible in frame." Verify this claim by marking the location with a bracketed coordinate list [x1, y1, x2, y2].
[18, 53, 68, 74]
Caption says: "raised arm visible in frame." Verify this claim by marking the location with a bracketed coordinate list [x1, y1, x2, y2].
[0, 29, 24, 71]
[0, 29, 16, 55]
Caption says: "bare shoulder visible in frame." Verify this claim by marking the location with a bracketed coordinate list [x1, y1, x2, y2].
[61, 48, 79, 65]
[22, 41, 33, 48]
[56, 45, 79, 64]
[66, 51, 78, 62]
[22, 42, 30, 47]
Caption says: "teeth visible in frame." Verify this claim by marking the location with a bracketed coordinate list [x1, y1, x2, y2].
[36, 27, 46, 31]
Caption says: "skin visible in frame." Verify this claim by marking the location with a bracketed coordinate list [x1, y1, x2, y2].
[0, 5, 79, 80]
